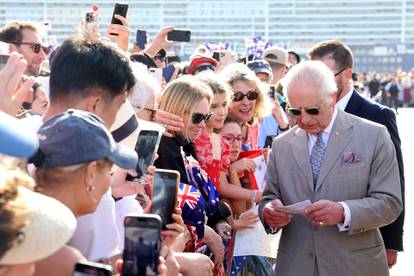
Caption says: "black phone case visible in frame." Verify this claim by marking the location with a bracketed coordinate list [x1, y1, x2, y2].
[111, 3, 128, 25]
[167, 30, 191, 42]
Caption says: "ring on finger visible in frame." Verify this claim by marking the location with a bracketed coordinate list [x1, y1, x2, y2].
[318, 221, 325, 227]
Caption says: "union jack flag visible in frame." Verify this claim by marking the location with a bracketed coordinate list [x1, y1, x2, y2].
[177, 183, 201, 209]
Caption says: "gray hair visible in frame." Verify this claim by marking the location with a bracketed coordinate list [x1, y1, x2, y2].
[282, 60, 337, 104]
[128, 62, 161, 113]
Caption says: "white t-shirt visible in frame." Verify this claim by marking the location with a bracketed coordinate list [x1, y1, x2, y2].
[115, 195, 144, 251]
[68, 189, 121, 261]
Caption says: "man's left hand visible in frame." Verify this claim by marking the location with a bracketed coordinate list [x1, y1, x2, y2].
[305, 200, 344, 227]
[386, 249, 398, 268]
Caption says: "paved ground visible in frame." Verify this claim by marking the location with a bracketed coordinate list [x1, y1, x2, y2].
[390, 108, 413, 276]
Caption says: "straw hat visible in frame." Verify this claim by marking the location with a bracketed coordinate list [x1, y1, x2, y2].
[0, 186, 77, 265]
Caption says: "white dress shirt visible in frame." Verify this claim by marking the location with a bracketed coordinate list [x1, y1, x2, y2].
[336, 87, 354, 111]
[307, 107, 351, 232]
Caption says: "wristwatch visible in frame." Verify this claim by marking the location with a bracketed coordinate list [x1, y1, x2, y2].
[278, 124, 289, 132]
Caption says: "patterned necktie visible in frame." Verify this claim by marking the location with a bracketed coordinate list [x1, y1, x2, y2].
[310, 134, 326, 190]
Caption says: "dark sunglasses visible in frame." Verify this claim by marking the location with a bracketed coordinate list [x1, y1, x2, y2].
[192, 112, 212, 124]
[12, 41, 49, 54]
[233, 91, 259, 102]
[195, 64, 216, 72]
[287, 105, 320, 117]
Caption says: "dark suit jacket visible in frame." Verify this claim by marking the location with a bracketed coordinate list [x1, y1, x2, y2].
[345, 90, 405, 251]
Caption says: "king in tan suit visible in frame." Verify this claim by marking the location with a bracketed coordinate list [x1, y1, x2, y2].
[258, 61, 402, 276]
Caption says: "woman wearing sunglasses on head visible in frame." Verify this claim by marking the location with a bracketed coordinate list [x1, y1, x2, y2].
[220, 63, 269, 151]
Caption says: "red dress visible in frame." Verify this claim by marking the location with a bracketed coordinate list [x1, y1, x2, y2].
[194, 129, 231, 189]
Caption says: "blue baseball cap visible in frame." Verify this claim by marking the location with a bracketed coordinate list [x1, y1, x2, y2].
[0, 111, 39, 158]
[35, 109, 138, 169]
[247, 59, 273, 78]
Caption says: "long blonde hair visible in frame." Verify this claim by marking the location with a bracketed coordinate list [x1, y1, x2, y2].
[159, 76, 213, 140]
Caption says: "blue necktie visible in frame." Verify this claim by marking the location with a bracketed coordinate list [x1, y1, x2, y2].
[310, 134, 326, 190]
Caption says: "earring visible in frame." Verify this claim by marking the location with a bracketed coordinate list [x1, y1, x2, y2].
[87, 185, 96, 192]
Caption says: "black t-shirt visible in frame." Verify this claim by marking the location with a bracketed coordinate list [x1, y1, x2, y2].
[154, 135, 197, 184]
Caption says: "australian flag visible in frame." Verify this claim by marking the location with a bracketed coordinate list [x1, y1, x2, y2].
[178, 182, 206, 239]
[204, 41, 230, 52]
[245, 36, 272, 61]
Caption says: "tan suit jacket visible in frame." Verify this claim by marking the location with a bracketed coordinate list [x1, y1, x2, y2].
[258, 109, 402, 276]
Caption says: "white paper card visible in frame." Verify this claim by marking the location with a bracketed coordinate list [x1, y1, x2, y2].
[271, 199, 312, 215]
[233, 206, 279, 258]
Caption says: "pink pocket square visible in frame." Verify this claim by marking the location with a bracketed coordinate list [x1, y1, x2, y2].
[341, 152, 361, 165]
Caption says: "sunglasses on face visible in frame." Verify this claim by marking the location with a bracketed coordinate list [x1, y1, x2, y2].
[222, 134, 245, 144]
[192, 112, 212, 124]
[195, 64, 216, 73]
[286, 105, 321, 117]
[232, 91, 259, 102]
[12, 41, 49, 54]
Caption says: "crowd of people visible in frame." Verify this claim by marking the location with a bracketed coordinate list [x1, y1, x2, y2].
[353, 69, 414, 113]
[0, 6, 406, 276]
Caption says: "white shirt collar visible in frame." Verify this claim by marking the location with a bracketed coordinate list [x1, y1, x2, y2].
[307, 107, 338, 154]
[336, 87, 354, 111]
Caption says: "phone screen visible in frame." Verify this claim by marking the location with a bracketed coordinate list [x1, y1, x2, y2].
[127, 130, 160, 182]
[152, 170, 179, 228]
[123, 216, 161, 276]
[136, 30, 147, 49]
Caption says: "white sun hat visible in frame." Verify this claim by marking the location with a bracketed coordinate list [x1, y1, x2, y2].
[0, 185, 77, 265]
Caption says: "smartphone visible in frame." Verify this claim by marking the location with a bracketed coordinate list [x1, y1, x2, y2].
[162, 65, 175, 83]
[73, 261, 112, 276]
[123, 215, 162, 276]
[126, 130, 162, 183]
[212, 51, 220, 62]
[268, 85, 276, 100]
[0, 54, 9, 71]
[167, 29, 191, 42]
[85, 11, 98, 32]
[148, 68, 163, 84]
[151, 169, 179, 229]
[136, 29, 147, 49]
[111, 3, 128, 25]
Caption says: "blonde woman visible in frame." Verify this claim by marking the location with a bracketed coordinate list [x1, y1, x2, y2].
[221, 63, 269, 151]
[154, 76, 224, 274]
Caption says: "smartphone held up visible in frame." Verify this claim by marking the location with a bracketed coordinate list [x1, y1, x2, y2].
[126, 129, 162, 183]
[123, 214, 162, 276]
[151, 169, 179, 229]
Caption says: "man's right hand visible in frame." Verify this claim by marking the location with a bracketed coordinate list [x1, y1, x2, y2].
[263, 199, 292, 229]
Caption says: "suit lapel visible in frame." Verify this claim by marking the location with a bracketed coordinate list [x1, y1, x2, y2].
[291, 127, 313, 190]
[315, 110, 354, 192]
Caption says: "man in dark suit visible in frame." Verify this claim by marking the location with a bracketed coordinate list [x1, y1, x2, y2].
[308, 40, 405, 268]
